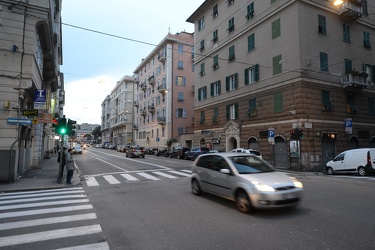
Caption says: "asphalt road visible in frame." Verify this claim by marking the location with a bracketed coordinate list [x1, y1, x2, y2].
[74, 148, 375, 250]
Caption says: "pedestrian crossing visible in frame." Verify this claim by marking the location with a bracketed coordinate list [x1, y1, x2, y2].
[85, 170, 192, 187]
[0, 187, 110, 249]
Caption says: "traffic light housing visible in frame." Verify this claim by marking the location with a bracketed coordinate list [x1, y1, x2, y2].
[52, 118, 59, 130]
[67, 119, 77, 136]
[298, 129, 304, 139]
[290, 129, 296, 140]
[56, 117, 67, 135]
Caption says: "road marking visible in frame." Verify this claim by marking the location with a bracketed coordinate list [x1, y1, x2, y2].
[0, 225, 102, 247]
[181, 170, 192, 173]
[153, 171, 179, 179]
[0, 205, 93, 219]
[0, 194, 87, 205]
[56, 242, 110, 250]
[0, 188, 84, 199]
[86, 177, 99, 186]
[0, 213, 97, 230]
[121, 174, 139, 181]
[0, 199, 90, 211]
[137, 173, 161, 181]
[95, 157, 129, 172]
[168, 171, 191, 177]
[103, 175, 121, 184]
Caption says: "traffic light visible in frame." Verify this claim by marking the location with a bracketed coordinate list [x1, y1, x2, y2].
[67, 119, 77, 136]
[298, 129, 304, 139]
[56, 117, 67, 135]
[52, 118, 59, 130]
[290, 129, 296, 140]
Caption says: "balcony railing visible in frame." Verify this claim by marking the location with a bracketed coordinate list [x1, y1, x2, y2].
[140, 109, 147, 116]
[158, 52, 166, 62]
[157, 117, 166, 125]
[338, 1, 363, 20]
[134, 100, 139, 107]
[141, 82, 147, 91]
[158, 83, 167, 94]
[148, 105, 155, 113]
[133, 124, 139, 130]
[148, 75, 155, 85]
[341, 73, 368, 89]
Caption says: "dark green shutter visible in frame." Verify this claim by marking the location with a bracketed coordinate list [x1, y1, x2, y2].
[235, 103, 239, 119]
[255, 64, 259, 81]
[234, 73, 238, 89]
[226, 76, 230, 91]
[218, 80, 221, 94]
[245, 68, 249, 85]
[226, 105, 230, 120]
[210, 83, 214, 97]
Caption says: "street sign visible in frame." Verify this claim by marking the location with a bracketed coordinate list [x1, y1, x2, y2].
[34, 89, 46, 110]
[345, 118, 352, 134]
[22, 109, 38, 117]
[156, 137, 160, 142]
[7, 118, 32, 125]
[268, 128, 275, 145]
[202, 130, 210, 135]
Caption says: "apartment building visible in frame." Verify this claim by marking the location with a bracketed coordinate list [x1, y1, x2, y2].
[101, 76, 135, 145]
[133, 32, 195, 149]
[0, 0, 63, 182]
[187, 0, 375, 171]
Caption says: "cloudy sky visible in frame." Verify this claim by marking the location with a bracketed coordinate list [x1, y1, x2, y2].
[61, 0, 204, 125]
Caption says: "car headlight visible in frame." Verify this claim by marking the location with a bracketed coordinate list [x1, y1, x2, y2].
[251, 181, 275, 192]
[290, 177, 303, 188]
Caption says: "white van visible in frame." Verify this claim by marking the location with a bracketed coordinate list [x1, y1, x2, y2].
[326, 148, 375, 176]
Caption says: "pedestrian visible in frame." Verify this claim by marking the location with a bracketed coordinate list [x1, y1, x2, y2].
[57, 146, 67, 180]
[66, 148, 75, 185]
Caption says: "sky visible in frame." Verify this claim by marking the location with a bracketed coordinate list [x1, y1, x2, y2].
[61, 0, 204, 125]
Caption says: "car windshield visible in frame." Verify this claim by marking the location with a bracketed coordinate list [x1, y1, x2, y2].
[74, 145, 81, 149]
[229, 156, 274, 174]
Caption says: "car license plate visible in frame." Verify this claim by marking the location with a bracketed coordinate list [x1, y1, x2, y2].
[283, 193, 296, 199]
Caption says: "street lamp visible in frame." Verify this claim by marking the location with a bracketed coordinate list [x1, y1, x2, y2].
[332, 0, 344, 5]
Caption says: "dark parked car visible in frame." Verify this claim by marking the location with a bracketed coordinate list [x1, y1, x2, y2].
[170, 147, 190, 159]
[184, 147, 210, 160]
[126, 146, 145, 158]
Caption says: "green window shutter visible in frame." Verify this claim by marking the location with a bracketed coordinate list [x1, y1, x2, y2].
[203, 86, 207, 99]
[226, 105, 230, 120]
[274, 93, 283, 113]
[273, 55, 282, 75]
[235, 103, 239, 119]
[372, 66, 375, 81]
[234, 73, 238, 89]
[247, 33, 255, 51]
[272, 19, 280, 39]
[345, 59, 352, 74]
[226, 76, 230, 91]
[218, 80, 221, 94]
[210, 83, 214, 97]
[318, 15, 326, 34]
[198, 89, 201, 101]
[245, 68, 249, 85]
[320, 52, 329, 72]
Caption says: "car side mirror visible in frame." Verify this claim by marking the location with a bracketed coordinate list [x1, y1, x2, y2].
[220, 169, 231, 175]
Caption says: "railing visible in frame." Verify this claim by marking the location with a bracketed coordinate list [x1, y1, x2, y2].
[341, 73, 368, 88]
[157, 117, 166, 125]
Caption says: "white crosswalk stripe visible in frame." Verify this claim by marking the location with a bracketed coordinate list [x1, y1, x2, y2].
[121, 173, 139, 181]
[137, 172, 161, 181]
[153, 171, 179, 179]
[103, 175, 121, 184]
[0, 187, 109, 249]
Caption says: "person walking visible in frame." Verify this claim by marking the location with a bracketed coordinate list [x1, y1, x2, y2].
[57, 146, 67, 181]
[66, 148, 75, 185]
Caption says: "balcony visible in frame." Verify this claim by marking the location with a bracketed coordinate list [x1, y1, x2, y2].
[341, 72, 368, 89]
[148, 104, 155, 113]
[140, 82, 147, 91]
[158, 116, 166, 125]
[338, 1, 363, 20]
[158, 83, 167, 94]
[148, 75, 155, 85]
[133, 124, 139, 130]
[140, 109, 147, 116]
[134, 100, 139, 107]
[135, 77, 140, 84]
[158, 52, 166, 62]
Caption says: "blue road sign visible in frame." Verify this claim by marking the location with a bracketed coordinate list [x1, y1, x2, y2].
[268, 128, 275, 138]
[7, 118, 32, 125]
[156, 137, 160, 142]
[345, 118, 352, 128]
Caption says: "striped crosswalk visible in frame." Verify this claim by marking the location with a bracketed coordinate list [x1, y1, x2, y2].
[84, 170, 192, 187]
[0, 187, 109, 249]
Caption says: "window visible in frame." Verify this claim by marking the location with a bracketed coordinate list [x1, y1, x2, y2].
[226, 73, 238, 91]
[198, 86, 207, 101]
[364, 31, 371, 48]
[246, 3, 254, 20]
[178, 127, 184, 136]
[213, 55, 219, 70]
[245, 64, 259, 84]
[248, 98, 256, 116]
[346, 95, 359, 114]
[178, 92, 184, 101]
[228, 0, 234, 6]
[272, 18, 281, 39]
[273, 93, 283, 113]
[178, 44, 183, 54]
[368, 98, 375, 116]
[210, 80, 221, 96]
[247, 33, 255, 52]
[343, 24, 350, 43]
[200, 63, 205, 76]
[318, 15, 327, 35]
[213, 4, 218, 18]
[176, 76, 186, 86]
[320, 52, 329, 72]
[175, 108, 186, 118]
[212, 108, 219, 122]
[228, 17, 235, 33]
[200, 39, 205, 52]
[345, 59, 352, 74]
[322, 90, 334, 111]
[198, 16, 205, 31]
[226, 104, 238, 120]
[273, 55, 282, 75]
[200, 111, 205, 124]
[212, 29, 218, 43]
[178, 60, 184, 69]
[228, 45, 235, 61]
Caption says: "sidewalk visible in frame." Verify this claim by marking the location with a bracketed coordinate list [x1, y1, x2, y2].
[0, 153, 81, 193]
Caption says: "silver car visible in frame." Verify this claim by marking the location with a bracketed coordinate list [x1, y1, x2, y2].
[191, 153, 303, 213]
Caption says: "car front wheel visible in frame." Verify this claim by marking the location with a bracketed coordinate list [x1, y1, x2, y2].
[192, 179, 202, 196]
[236, 191, 252, 214]
[358, 167, 366, 176]
[326, 167, 334, 175]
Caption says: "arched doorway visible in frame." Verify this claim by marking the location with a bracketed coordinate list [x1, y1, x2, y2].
[348, 136, 359, 149]
[200, 138, 206, 148]
[247, 137, 259, 150]
[274, 136, 288, 169]
[228, 137, 237, 151]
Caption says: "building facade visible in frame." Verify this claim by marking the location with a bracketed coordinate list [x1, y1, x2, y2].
[0, 0, 63, 182]
[133, 32, 195, 150]
[101, 76, 135, 145]
[187, 0, 375, 171]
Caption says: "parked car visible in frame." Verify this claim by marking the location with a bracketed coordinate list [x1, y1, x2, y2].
[156, 149, 168, 156]
[184, 147, 210, 160]
[170, 147, 190, 159]
[191, 153, 303, 213]
[326, 148, 375, 176]
[117, 145, 125, 152]
[230, 148, 263, 159]
[126, 146, 145, 158]
[72, 145, 82, 154]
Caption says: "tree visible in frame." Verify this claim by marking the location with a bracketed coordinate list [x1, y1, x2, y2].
[92, 126, 102, 139]
[84, 134, 92, 140]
